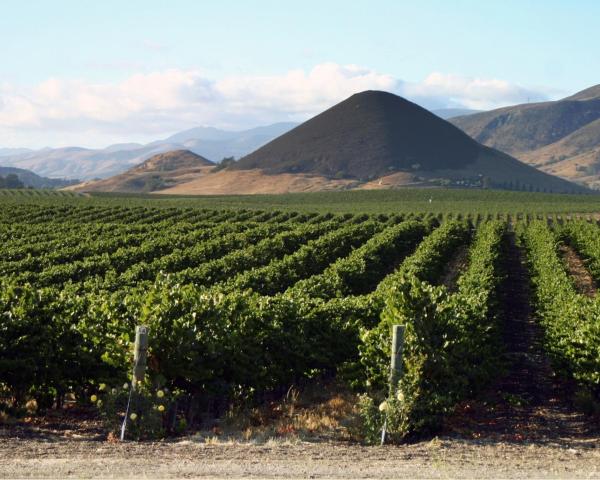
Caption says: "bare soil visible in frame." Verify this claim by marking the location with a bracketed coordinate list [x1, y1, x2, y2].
[155, 169, 359, 195]
[559, 244, 597, 296]
[2, 428, 600, 479]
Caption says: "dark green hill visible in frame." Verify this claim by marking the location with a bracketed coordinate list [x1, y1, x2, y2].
[234, 90, 481, 179]
[233, 90, 586, 193]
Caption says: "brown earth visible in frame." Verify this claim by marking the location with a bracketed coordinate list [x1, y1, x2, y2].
[157, 169, 447, 195]
[2, 434, 600, 479]
[559, 244, 597, 297]
[155, 169, 360, 195]
[66, 164, 214, 193]
[68, 150, 215, 193]
[520, 143, 600, 190]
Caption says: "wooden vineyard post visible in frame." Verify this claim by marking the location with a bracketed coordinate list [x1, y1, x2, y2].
[381, 324, 405, 445]
[389, 325, 405, 390]
[132, 325, 149, 390]
[120, 325, 149, 441]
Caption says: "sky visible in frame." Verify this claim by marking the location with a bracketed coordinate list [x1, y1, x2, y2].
[1, 0, 599, 149]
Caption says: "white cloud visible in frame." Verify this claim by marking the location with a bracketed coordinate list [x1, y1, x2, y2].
[215, 63, 398, 113]
[400, 72, 551, 110]
[0, 64, 551, 148]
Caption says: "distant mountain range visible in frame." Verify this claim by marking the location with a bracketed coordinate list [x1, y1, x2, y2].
[432, 108, 482, 119]
[0, 148, 34, 157]
[451, 84, 600, 188]
[0, 123, 298, 181]
[74, 91, 584, 195]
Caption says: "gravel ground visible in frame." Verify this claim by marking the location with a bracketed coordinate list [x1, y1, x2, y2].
[1, 435, 600, 479]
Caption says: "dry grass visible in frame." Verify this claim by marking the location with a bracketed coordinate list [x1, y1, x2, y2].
[2, 380, 600, 478]
[192, 382, 362, 444]
[155, 168, 359, 195]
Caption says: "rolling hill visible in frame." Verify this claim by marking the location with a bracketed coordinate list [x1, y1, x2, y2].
[70, 150, 214, 193]
[451, 85, 600, 188]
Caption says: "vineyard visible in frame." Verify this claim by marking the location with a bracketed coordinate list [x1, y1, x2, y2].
[1, 193, 600, 442]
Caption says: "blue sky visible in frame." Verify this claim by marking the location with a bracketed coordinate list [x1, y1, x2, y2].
[1, 0, 599, 148]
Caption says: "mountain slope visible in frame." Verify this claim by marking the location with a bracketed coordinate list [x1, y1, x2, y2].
[70, 150, 214, 193]
[451, 84, 600, 187]
[563, 84, 600, 101]
[0, 166, 77, 188]
[451, 98, 600, 154]
[230, 90, 584, 193]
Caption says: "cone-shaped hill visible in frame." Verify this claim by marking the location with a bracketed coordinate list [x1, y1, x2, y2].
[234, 91, 480, 178]
[70, 150, 214, 193]
[232, 91, 585, 193]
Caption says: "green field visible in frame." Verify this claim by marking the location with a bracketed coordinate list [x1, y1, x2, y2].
[2, 187, 600, 214]
[1, 188, 599, 442]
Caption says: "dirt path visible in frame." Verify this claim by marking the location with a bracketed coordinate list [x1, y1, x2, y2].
[559, 244, 597, 297]
[445, 233, 598, 444]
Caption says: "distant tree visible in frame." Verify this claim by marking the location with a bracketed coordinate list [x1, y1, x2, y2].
[142, 175, 166, 192]
[212, 156, 237, 172]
